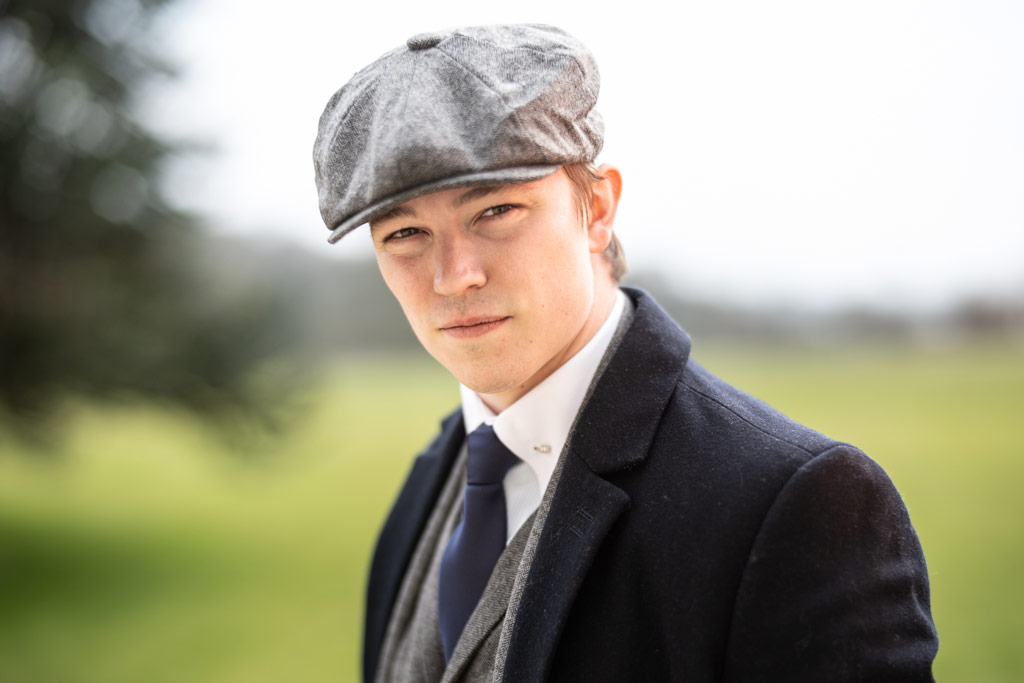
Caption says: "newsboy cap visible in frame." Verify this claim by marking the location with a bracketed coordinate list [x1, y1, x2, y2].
[313, 24, 604, 243]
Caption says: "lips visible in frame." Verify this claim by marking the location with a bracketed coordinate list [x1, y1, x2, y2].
[439, 316, 510, 339]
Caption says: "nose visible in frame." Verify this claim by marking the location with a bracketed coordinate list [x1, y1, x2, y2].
[433, 232, 486, 296]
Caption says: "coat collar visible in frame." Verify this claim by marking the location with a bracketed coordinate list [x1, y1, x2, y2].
[572, 286, 691, 473]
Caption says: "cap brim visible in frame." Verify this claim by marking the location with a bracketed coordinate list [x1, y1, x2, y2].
[327, 164, 563, 243]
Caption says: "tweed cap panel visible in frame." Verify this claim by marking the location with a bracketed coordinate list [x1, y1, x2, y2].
[313, 24, 603, 243]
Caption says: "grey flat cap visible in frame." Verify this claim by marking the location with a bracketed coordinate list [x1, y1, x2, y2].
[313, 24, 603, 243]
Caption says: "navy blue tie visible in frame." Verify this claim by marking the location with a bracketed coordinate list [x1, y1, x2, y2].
[438, 423, 520, 662]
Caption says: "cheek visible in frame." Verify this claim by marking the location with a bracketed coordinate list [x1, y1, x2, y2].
[378, 259, 430, 324]
[520, 240, 594, 324]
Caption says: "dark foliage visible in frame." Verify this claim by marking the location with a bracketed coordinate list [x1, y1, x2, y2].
[0, 0, 297, 440]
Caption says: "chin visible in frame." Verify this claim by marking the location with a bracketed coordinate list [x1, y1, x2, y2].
[453, 372, 516, 396]
[448, 359, 528, 396]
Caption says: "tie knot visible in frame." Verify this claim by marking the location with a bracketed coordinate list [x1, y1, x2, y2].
[465, 424, 520, 485]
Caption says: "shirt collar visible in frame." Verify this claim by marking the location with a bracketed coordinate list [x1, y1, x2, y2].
[460, 289, 627, 488]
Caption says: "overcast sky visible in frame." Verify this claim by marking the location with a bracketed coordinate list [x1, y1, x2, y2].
[144, 0, 1024, 311]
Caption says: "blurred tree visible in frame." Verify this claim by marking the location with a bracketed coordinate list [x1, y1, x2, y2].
[0, 0, 297, 442]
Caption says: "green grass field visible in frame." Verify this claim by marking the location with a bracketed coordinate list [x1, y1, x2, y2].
[1, 343, 1021, 682]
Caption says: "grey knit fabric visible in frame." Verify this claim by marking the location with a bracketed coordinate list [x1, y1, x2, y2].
[313, 24, 603, 243]
[375, 447, 465, 683]
[373, 440, 535, 683]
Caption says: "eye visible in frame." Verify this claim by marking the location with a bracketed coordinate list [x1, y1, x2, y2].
[480, 204, 514, 218]
[383, 227, 424, 242]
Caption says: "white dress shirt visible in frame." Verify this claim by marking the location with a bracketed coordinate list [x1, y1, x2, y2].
[460, 289, 628, 543]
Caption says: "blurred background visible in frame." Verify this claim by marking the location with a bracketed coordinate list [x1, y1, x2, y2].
[0, 0, 1021, 681]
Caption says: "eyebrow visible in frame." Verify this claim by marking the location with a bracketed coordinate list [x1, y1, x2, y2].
[370, 184, 514, 229]
[453, 184, 507, 208]
[370, 204, 417, 227]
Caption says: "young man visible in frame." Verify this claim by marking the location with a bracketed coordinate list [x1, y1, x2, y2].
[313, 24, 938, 683]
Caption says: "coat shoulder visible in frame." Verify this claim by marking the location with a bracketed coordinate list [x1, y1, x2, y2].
[676, 357, 840, 462]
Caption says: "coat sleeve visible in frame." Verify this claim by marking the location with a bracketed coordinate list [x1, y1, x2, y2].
[722, 444, 938, 682]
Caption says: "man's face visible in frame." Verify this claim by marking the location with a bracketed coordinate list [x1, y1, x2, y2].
[369, 169, 610, 410]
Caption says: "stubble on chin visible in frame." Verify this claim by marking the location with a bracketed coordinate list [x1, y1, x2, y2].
[445, 347, 527, 397]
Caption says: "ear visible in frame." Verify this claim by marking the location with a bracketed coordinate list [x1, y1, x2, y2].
[587, 163, 623, 254]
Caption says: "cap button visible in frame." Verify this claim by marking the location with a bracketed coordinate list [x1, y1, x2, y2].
[407, 31, 446, 50]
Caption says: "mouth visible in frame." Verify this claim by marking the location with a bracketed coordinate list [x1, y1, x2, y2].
[439, 316, 511, 339]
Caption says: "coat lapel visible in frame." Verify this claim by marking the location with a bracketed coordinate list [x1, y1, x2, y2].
[364, 410, 465, 683]
[501, 288, 692, 680]
[501, 459, 631, 682]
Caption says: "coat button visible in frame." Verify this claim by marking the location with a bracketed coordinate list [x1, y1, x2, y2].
[407, 31, 447, 50]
